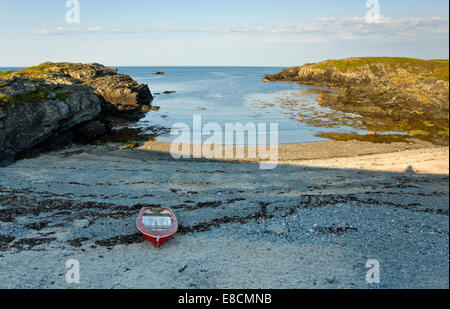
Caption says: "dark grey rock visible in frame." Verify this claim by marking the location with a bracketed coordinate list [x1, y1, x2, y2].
[74, 120, 110, 143]
[0, 62, 154, 166]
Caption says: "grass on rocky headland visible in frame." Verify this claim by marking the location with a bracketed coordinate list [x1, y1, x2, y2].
[0, 87, 72, 108]
[0, 80, 10, 88]
[0, 62, 85, 79]
[312, 57, 449, 81]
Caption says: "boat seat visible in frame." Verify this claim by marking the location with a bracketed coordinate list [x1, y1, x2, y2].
[142, 209, 173, 229]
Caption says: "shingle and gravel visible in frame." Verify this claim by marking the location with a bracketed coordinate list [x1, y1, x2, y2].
[0, 141, 448, 289]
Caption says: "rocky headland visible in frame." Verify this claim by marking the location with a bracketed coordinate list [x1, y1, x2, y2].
[0, 62, 153, 166]
[263, 57, 449, 145]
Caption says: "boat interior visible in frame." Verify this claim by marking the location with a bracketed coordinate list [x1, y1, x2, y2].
[142, 208, 173, 231]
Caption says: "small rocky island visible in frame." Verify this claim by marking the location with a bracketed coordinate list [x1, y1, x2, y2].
[264, 57, 449, 145]
[0, 62, 153, 166]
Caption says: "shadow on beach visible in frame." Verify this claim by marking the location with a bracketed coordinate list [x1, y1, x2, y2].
[0, 142, 448, 288]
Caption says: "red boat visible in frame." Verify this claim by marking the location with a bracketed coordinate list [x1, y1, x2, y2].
[136, 207, 178, 248]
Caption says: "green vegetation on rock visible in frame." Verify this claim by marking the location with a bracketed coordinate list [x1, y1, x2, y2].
[0, 93, 8, 105]
[0, 71, 13, 79]
[265, 57, 449, 145]
[312, 57, 449, 81]
[0, 62, 85, 79]
[0, 87, 72, 108]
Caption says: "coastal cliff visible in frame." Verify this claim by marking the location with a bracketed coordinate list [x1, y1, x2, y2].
[0, 62, 153, 166]
[263, 57, 449, 145]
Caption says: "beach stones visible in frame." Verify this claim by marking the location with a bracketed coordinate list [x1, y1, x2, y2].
[73, 219, 90, 229]
[266, 224, 288, 235]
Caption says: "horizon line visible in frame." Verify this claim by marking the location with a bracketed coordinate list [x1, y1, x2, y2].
[1, 57, 448, 69]
[0, 65, 291, 68]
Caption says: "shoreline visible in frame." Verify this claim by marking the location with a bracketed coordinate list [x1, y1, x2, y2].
[0, 139, 448, 288]
[262, 58, 449, 146]
[138, 139, 448, 174]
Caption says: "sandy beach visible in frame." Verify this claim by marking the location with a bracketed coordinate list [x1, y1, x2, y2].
[0, 139, 448, 289]
[0, 0, 449, 294]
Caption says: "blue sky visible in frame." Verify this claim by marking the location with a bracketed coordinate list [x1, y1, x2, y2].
[0, 0, 448, 66]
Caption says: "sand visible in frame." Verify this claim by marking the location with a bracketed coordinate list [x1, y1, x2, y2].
[0, 140, 448, 289]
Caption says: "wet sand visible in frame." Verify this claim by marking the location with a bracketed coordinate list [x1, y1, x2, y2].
[0, 140, 448, 289]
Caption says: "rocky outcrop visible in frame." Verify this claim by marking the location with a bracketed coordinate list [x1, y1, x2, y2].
[59, 63, 153, 118]
[1, 62, 153, 119]
[264, 57, 449, 145]
[85, 75, 152, 118]
[0, 62, 153, 166]
[0, 77, 102, 166]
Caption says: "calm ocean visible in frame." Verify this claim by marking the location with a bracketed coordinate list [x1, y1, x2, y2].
[118, 66, 369, 144]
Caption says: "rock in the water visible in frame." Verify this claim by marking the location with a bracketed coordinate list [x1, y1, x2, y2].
[141, 105, 160, 112]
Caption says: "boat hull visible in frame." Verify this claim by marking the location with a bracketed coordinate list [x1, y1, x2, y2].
[136, 208, 178, 248]
[139, 232, 173, 247]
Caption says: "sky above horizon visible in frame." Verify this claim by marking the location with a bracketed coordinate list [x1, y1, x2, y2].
[0, 0, 448, 67]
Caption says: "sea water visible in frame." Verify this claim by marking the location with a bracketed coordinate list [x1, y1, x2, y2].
[119, 66, 369, 145]
[0, 66, 395, 145]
